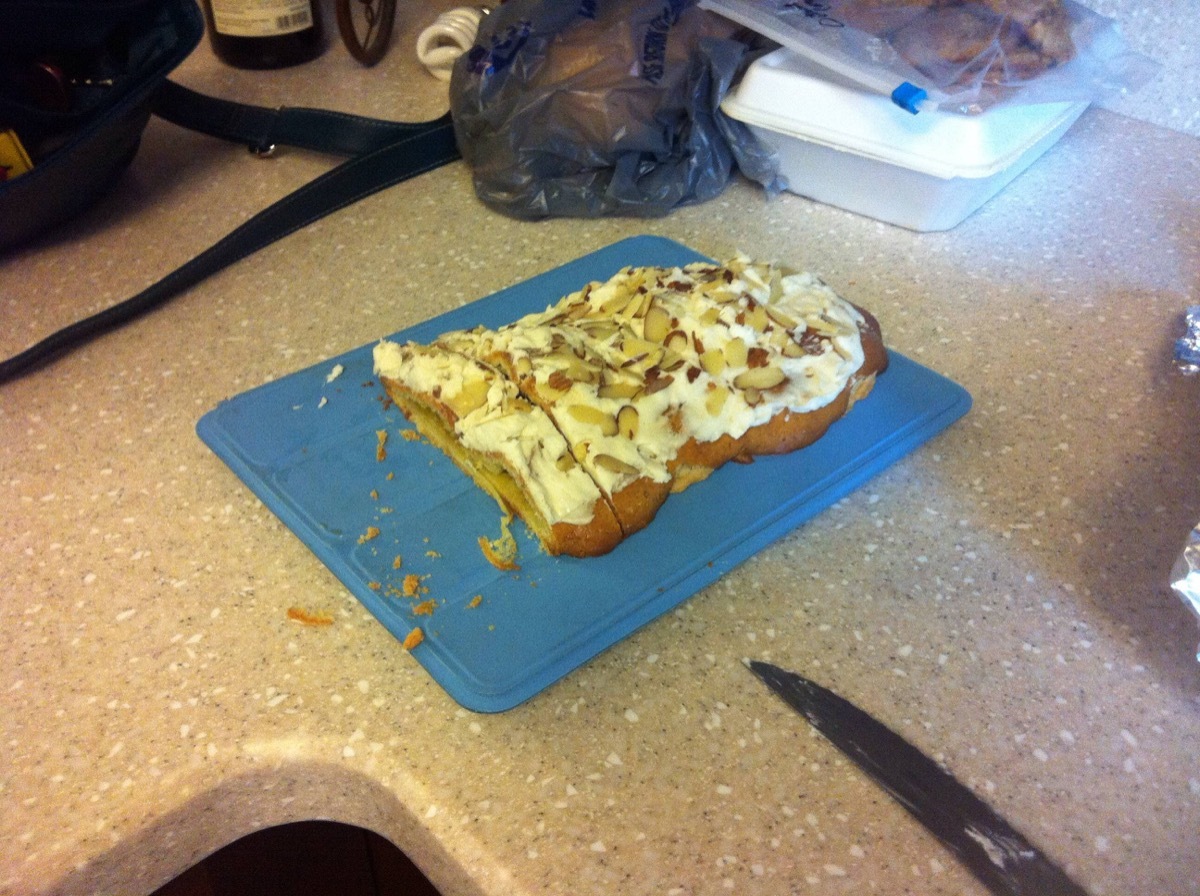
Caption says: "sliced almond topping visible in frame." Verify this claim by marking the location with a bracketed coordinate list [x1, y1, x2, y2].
[593, 453, 640, 476]
[767, 326, 792, 350]
[642, 303, 671, 343]
[579, 318, 620, 341]
[697, 278, 732, 300]
[449, 377, 491, 415]
[664, 329, 690, 354]
[699, 348, 726, 376]
[535, 383, 568, 402]
[798, 329, 826, 356]
[745, 302, 771, 332]
[723, 336, 749, 369]
[570, 358, 599, 382]
[598, 288, 632, 315]
[597, 379, 642, 400]
[642, 369, 675, 396]
[616, 405, 639, 439]
[767, 268, 784, 301]
[705, 385, 729, 416]
[542, 369, 573, 397]
[622, 335, 662, 361]
[631, 289, 654, 319]
[567, 403, 619, 436]
[621, 345, 665, 374]
[564, 299, 590, 320]
[733, 365, 787, 391]
[660, 352, 687, 373]
[807, 313, 854, 337]
[765, 305, 799, 330]
[547, 346, 581, 367]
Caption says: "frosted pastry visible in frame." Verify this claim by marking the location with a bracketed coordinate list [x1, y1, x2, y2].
[373, 256, 888, 557]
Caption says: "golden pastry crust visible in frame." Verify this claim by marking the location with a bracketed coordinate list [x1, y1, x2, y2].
[373, 257, 888, 558]
[544, 507, 626, 557]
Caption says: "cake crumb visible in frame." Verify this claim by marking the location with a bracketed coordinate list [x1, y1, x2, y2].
[287, 607, 334, 626]
[467, 595, 483, 609]
[402, 573, 428, 597]
[358, 526, 381, 544]
[326, 363, 345, 383]
[375, 429, 388, 461]
[479, 516, 520, 571]
[401, 429, 420, 442]
[403, 627, 424, 650]
[367, 581, 382, 590]
[412, 599, 438, 616]
[370, 489, 379, 500]
[392, 555, 404, 570]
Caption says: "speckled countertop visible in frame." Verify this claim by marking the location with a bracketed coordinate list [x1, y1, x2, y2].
[3, 5, 1200, 896]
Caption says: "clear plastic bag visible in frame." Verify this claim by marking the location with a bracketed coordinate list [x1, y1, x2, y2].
[699, 0, 1159, 113]
[448, 0, 781, 219]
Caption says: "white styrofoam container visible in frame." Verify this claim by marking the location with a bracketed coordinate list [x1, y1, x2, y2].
[722, 48, 1089, 231]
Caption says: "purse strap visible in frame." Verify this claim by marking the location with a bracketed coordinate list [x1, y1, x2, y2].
[0, 81, 460, 384]
[154, 81, 444, 157]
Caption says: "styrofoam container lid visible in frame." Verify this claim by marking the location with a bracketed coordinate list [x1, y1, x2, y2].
[723, 48, 1089, 181]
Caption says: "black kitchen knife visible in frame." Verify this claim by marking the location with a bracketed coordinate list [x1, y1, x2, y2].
[748, 660, 1088, 896]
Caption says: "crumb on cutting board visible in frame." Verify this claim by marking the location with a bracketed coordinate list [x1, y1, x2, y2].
[479, 515, 520, 570]
[401, 573, 428, 597]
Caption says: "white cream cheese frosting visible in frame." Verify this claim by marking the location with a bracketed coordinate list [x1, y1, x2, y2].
[373, 256, 875, 532]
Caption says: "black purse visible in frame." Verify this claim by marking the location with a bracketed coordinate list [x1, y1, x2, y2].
[0, 0, 204, 250]
[0, 0, 460, 383]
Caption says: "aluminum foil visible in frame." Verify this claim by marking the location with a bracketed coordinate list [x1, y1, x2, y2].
[1171, 524, 1200, 661]
[1171, 307, 1200, 660]
[1175, 305, 1200, 374]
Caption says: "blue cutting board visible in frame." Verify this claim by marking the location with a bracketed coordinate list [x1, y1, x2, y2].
[197, 236, 971, 712]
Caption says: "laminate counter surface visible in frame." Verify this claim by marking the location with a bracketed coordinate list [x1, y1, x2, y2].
[2, 12, 1199, 896]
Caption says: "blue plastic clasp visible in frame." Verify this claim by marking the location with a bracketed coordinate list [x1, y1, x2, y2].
[891, 82, 927, 115]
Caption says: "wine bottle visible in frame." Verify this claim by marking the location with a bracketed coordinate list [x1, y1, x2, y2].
[202, 0, 326, 70]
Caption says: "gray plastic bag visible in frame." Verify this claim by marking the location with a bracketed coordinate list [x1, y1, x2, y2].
[449, 0, 780, 219]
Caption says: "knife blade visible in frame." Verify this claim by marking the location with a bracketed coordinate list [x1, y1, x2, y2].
[748, 660, 1088, 896]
